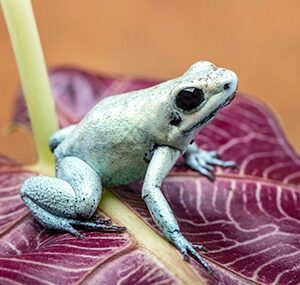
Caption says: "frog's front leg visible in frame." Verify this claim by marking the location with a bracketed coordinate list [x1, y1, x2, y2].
[184, 142, 236, 180]
[21, 156, 125, 238]
[142, 146, 212, 273]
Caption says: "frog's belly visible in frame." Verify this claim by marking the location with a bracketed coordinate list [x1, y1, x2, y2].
[59, 141, 151, 187]
[94, 148, 149, 187]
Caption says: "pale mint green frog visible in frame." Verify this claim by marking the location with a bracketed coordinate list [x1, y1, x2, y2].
[21, 61, 238, 273]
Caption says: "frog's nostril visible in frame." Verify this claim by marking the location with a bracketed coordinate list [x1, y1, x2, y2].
[223, 83, 231, 90]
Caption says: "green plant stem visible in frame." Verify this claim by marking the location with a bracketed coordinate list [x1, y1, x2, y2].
[1, 0, 58, 170]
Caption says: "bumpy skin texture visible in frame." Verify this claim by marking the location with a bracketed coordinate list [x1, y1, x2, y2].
[21, 61, 238, 272]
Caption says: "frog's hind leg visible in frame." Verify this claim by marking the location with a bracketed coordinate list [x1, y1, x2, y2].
[22, 194, 86, 239]
[21, 156, 125, 238]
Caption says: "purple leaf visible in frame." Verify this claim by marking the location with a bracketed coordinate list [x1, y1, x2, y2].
[5, 66, 300, 284]
[84, 250, 179, 285]
[0, 157, 180, 285]
[114, 176, 300, 284]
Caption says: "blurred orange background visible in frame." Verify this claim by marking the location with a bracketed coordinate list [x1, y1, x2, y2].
[0, 0, 300, 164]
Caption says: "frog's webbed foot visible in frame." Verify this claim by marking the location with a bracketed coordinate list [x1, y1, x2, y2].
[184, 143, 236, 180]
[169, 230, 213, 274]
[90, 212, 112, 225]
[71, 219, 126, 235]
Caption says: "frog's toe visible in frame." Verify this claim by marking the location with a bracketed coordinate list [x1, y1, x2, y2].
[193, 243, 208, 252]
[90, 213, 112, 225]
[170, 231, 213, 274]
[208, 150, 219, 158]
[208, 157, 237, 168]
[195, 166, 215, 181]
[71, 219, 126, 233]
[65, 224, 84, 239]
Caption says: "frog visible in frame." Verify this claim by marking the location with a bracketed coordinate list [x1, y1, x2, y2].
[21, 61, 238, 273]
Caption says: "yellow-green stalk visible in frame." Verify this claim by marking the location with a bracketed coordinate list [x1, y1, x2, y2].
[0, 4, 208, 282]
[1, 0, 58, 174]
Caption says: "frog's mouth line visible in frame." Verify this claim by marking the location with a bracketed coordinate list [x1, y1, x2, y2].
[182, 93, 236, 135]
[224, 92, 236, 106]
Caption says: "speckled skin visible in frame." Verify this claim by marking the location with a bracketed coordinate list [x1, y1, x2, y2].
[21, 61, 238, 273]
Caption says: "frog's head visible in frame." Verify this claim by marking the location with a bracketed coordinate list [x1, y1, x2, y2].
[169, 61, 238, 138]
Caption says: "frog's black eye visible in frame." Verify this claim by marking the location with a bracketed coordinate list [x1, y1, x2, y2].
[175, 88, 205, 111]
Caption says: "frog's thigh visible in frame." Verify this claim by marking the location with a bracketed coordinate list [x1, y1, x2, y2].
[21, 176, 77, 219]
[56, 156, 102, 219]
[21, 157, 102, 228]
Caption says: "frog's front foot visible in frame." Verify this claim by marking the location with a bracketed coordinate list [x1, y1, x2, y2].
[169, 230, 213, 274]
[184, 145, 236, 180]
